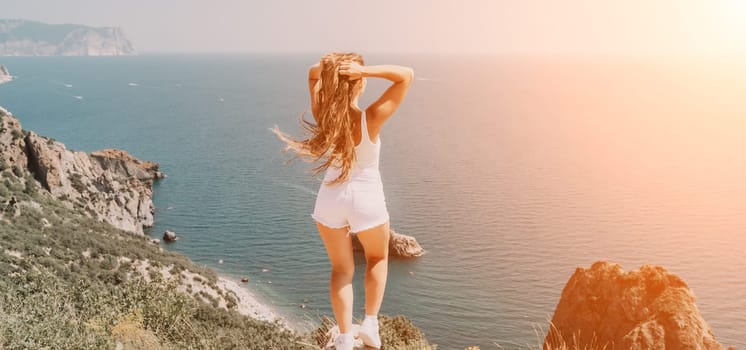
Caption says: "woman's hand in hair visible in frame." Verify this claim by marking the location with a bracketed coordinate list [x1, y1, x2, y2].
[338, 61, 364, 80]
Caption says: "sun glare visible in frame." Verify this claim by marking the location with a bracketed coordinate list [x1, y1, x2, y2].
[713, 0, 746, 50]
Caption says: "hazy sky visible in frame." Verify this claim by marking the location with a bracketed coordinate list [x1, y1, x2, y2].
[1, 0, 745, 55]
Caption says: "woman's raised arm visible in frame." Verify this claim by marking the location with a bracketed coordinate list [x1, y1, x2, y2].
[361, 64, 414, 83]
[341, 62, 414, 125]
[365, 65, 414, 125]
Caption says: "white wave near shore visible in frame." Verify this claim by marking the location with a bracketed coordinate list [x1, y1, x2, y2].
[216, 274, 293, 328]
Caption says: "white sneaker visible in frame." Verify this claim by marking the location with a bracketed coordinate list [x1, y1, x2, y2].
[334, 332, 354, 350]
[358, 318, 381, 349]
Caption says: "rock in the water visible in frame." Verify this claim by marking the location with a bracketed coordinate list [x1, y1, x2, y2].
[163, 230, 177, 242]
[544, 261, 730, 350]
[388, 229, 425, 258]
[0, 64, 12, 84]
[352, 229, 425, 259]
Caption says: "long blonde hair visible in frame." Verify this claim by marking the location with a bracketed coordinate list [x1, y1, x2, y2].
[271, 52, 365, 186]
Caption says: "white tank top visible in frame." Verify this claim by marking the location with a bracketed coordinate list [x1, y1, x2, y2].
[323, 110, 381, 183]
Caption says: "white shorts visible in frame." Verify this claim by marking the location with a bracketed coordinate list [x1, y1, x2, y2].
[310, 176, 390, 234]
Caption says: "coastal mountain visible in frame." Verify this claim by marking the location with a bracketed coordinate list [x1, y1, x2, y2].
[0, 19, 135, 56]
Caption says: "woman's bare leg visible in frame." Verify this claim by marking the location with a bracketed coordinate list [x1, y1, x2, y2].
[355, 221, 390, 316]
[316, 222, 355, 333]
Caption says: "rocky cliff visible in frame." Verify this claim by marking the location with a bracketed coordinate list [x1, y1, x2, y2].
[0, 19, 136, 56]
[0, 106, 163, 234]
[544, 261, 734, 350]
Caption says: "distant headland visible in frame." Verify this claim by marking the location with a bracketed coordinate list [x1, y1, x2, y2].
[0, 19, 136, 56]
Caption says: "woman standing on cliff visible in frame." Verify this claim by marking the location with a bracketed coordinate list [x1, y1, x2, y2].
[272, 52, 414, 350]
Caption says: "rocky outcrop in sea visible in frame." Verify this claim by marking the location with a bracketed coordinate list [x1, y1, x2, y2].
[0, 19, 136, 56]
[0, 64, 11, 84]
[0, 106, 163, 234]
[352, 229, 426, 259]
[544, 261, 734, 350]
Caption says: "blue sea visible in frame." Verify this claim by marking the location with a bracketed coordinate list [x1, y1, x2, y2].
[1, 53, 744, 349]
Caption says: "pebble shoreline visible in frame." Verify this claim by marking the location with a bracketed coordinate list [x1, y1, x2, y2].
[216, 274, 296, 331]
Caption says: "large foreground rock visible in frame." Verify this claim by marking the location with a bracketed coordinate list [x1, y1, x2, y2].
[0, 106, 163, 234]
[544, 261, 732, 350]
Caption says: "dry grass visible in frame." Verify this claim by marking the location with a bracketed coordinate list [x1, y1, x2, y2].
[110, 309, 165, 350]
